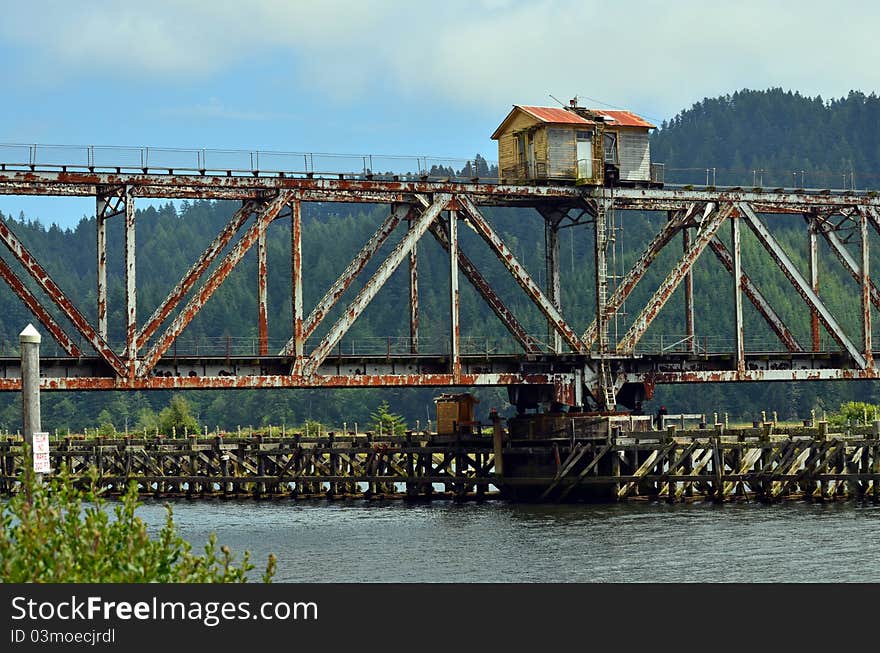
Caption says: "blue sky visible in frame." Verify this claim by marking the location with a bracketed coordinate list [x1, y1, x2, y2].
[1, 0, 879, 227]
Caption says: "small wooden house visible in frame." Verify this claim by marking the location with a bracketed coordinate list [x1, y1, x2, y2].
[491, 101, 657, 186]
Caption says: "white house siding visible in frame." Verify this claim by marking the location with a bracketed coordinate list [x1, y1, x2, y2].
[617, 129, 650, 181]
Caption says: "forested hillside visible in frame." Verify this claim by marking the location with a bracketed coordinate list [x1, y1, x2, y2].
[0, 87, 878, 431]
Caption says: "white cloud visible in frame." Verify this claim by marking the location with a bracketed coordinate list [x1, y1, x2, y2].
[3, 0, 880, 120]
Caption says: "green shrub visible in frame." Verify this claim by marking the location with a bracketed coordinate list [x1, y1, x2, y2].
[158, 395, 200, 436]
[828, 401, 879, 427]
[0, 466, 275, 583]
[370, 401, 407, 435]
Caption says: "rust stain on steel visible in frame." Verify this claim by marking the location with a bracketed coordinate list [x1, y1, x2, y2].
[457, 195, 587, 354]
[124, 186, 137, 376]
[631, 367, 880, 385]
[409, 215, 419, 354]
[141, 192, 291, 376]
[280, 203, 409, 355]
[617, 203, 733, 353]
[0, 169, 580, 200]
[302, 195, 451, 377]
[0, 257, 83, 356]
[14, 371, 573, 392]
[0, 216, 126, 377]
[708, 237, 803, 352]
[449, 208, 461, 383]
[291, 198, 304, 361]
[257, 228, 269, 356]
[137, 200, 255, 349]
[583, 203, 699, 346]
[740, 201, 868, 368]
[429, 221, 540, 354]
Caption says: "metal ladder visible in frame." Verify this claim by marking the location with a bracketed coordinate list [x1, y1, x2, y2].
[595, 191, 616, 410]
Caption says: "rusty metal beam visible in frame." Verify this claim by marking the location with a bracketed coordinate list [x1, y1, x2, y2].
[0, 216, 126, 377]
[582, 203, 700, 346]
[731, 216, 745, 373]
[124, 186, 136, 375]
[808, 216, 820, 351]
[860, 208, 873, 366]
[813, 216, 880, 313]
[257, 228, 268, 356]
[740, 202, 867, 368]
[544, 215, 562, 354]
[96, 206, 107, 341]
[0, 169, 579, 201]
[682, 224, 695, 352]
[280, 203, 410, 355]
[617, 204, 733, 353]
[449, 208, 461, 382]
[290, 198, 304, 363]
[457, 195, 586, 354]
[137, 200, 256, 349]
[428, 221, 539, 354]
[708, 237, 803, 353]
[0, 258, 83, 356]
[140, 193, 291, 375]
[302, 194, 451, 376]
[409, 215, 419, 354]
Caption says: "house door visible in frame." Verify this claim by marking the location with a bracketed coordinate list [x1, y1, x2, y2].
[576, 130, 593, 180]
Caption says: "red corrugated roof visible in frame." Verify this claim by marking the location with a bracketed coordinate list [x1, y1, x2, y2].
[590, 110, 656, 129]
[517, 105, 591, 125]
[491, 105, 654, 139]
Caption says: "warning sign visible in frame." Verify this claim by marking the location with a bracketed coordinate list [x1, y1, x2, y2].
[32, 432, 51, 473]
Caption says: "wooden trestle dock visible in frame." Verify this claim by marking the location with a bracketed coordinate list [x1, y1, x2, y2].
[1, 418, 879, 503]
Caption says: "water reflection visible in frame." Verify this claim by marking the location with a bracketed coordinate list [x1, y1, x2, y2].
[133, 499, 880, 582]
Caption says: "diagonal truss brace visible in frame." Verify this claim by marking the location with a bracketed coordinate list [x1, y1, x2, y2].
[0, 257, 83, 356]
[813, 211, 880, 312]
[0, 217, 126, 376]
[428, 219, 540, 354]
[140, 193, 292, 376]
[279, 202, 410, 356]
[708, 237, 803, 352]
[302, 194, 452, 376]
[740, 202, 867, 368]
[457, 195, 587, 354]
[617, 204, 734, 353]
[583, 202, 702, 347]
[137, 199, 258, 349]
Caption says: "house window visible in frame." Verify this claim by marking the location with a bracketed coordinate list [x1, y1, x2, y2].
[604, 132, 619, 164]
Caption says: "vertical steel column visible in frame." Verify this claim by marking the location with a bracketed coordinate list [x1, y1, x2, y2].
[409, 216, 419, 354]
[808, 216, 820, 351]
[257, 229, 268, 356]
[291, 199, 304, 361]
[682, 223, 695, 352]
[124, 186, 136, 374]
[545, 218, 562, 353]
[861, 209, 873, 365]
[449, 208, 461, 382]
[96, 198, 107, 341]
[732, 215, 745, 374]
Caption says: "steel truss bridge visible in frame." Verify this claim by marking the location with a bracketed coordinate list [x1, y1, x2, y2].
[0, 162, 879, 411]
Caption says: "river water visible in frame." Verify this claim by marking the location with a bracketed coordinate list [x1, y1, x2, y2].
[134, 498, 880, 582]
